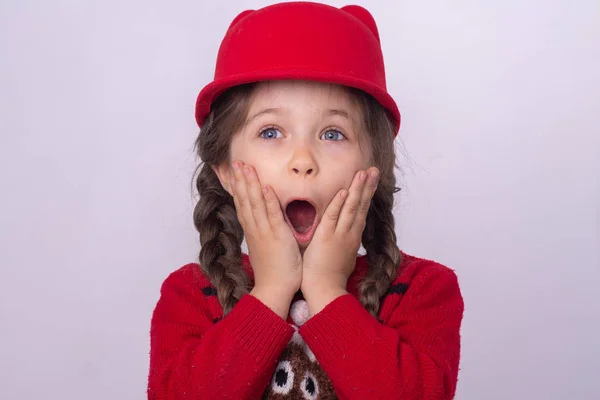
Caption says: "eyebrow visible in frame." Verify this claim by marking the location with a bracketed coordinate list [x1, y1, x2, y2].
[245, 108, 284, 126]
[325, 108, 353, 123]
[244, 107, 354, 126]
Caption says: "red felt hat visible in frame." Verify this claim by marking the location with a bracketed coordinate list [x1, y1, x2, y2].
[195, 2, 401, 134]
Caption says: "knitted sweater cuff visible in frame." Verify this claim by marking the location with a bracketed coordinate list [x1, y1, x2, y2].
[228, 294, 295, 367]
[298, 294, 381, 363]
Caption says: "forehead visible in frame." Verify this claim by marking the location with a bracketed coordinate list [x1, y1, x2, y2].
[248, 80, 360, 115]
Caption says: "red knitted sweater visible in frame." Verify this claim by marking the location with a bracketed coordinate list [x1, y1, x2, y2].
[147, 252, 464, 399]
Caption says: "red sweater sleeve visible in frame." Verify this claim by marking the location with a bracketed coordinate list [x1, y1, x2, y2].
[147, 265, 295, 400]
[298, 263, 464, 400]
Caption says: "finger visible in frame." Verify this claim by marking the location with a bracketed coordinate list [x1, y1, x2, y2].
[337, 170, 368, 232]
[231, 161, 256, 230]
[320, 189, 348, 233]
[243, 164, 270, 232]
[352, 167, 379, 233]
[263, 185, 286, 228]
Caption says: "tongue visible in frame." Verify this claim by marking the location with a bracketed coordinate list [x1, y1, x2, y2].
[286, 201, 316, 234]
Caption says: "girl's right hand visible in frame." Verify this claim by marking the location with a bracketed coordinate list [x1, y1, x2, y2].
[230, 161, 302, 319]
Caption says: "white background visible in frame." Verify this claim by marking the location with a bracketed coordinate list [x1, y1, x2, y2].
[1, 0, 598, 399]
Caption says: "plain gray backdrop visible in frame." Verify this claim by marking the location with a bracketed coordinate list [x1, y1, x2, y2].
[1, 0, 598, 399]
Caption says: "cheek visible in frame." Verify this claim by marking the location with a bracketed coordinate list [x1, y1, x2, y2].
[230, 140, 268, 172]
[324, 142, 370, 166]
[230, 136, 284, 177]
[229, 137, 246, 163]
[250, 158, 281, 188]
[321, 153, 367, 186]
[317, 168, 354, 200]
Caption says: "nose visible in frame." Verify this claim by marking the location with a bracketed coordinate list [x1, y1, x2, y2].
[288, 145, 318, 177]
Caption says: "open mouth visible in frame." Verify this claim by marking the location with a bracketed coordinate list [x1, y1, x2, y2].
[284, 200, 319, 245]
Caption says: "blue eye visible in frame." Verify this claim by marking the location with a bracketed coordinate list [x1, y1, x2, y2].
[259, 127, 283, 139]
[321, 129, 345, 141]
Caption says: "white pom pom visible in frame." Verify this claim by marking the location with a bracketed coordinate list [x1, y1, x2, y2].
[290, 300, 310, 326]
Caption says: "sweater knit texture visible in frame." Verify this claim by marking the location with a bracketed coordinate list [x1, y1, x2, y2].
[148, 252, 464, 399]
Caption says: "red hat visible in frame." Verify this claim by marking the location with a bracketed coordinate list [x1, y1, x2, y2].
[195, 2, 401, 134]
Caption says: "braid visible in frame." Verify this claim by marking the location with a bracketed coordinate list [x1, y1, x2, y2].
[192, 84, 255, 316]
[359, 184, 401, 317]
[352, 88, 402, 317]
[193, 164, 248, 316]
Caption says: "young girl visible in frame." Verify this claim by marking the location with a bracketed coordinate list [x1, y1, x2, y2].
[148, 2, 463, 399]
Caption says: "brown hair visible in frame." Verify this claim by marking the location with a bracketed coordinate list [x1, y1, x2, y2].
[193, 83, 402, 317]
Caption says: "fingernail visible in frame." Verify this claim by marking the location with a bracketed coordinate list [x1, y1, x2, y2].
[360, 171, 367, 181]
[232, 162, 240, 171]
[371, 170, 379, 179]
[262, 186, 268, 195]
[243, 165, 251, 175]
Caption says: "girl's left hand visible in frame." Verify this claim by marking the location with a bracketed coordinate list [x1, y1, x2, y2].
[301, 167, 380, 315]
